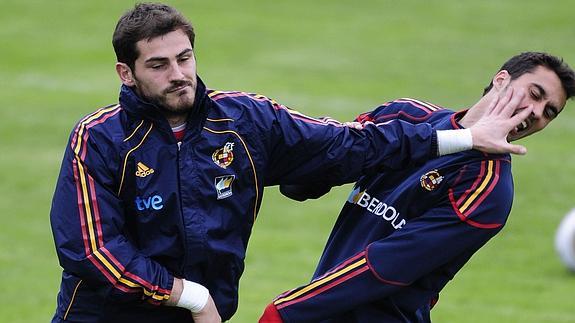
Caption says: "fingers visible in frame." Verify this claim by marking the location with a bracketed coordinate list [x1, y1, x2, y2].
[485, 86, 508, 115]
[505, 143, 528, 155]
[500, 88, 525, 118]
[495, 88, 525, 119]
[508, 103, 533, 128]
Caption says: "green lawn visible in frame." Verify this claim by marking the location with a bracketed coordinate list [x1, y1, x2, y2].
[1, 0, 574, 322]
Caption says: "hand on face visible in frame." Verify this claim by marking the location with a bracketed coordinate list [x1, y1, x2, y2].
[469, 87, 533, 155]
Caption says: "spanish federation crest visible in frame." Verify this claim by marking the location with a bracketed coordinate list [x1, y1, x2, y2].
[420, 169, 444, 191]
[212, 142, 235, 169]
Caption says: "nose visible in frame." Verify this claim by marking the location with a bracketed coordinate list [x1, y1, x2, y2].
[169, 63, 185, 80]
[530, 103, 545, 119]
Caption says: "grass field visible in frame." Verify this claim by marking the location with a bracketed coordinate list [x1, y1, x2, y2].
[1, 0, 575, 321]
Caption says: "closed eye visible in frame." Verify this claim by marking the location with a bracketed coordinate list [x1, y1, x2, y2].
[544, 106, 558, 119]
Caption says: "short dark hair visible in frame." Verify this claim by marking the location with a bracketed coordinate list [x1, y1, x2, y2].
[112, 3, 195, 71]
[483, 52, 575, 100]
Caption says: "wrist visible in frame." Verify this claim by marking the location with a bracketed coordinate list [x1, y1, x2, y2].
[436, 129, 473, 156]
[175, 279, 210, 313]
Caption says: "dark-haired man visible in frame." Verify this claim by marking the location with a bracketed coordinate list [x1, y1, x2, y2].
[50, 3, 531, 323]
[260, 52, 575, 322]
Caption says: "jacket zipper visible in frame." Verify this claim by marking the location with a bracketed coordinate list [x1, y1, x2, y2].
[176, 141, 188, 272]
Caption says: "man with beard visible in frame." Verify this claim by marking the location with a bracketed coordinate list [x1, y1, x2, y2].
[260, 52, 575, 323]
[49, 3, 531, 323]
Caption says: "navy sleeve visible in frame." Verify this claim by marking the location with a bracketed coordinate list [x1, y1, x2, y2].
[267, 159, 513, 322]
[277, 98, 442, 199]
[254, 97, 436, 186]
[50, 109, 174, 305]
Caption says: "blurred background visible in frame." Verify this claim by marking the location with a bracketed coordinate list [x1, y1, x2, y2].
[1, 0, 574, 321]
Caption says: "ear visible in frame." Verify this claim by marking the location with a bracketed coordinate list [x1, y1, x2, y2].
[492, 70, 511, 91]
[116, 63, 136, 87]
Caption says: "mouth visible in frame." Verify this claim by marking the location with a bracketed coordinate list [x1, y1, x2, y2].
[516, 119, 529, 132]
[166, 84, 189, 93]
[510, 117, 532, 139]
[166, 82, 194, 94]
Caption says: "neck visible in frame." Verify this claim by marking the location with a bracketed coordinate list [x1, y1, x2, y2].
[166, 114, 189, 128]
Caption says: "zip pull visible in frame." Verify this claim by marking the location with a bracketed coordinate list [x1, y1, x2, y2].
[177, 141, 182, 151]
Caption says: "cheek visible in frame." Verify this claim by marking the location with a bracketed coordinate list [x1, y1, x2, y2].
[184, 66, 196, 77]
[140, 76, 164, 92]
[183, 60, 197, 75]
[533, 120, 549, 133]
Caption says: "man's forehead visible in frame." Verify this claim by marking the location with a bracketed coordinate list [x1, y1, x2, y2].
[135, 30, 192, 60]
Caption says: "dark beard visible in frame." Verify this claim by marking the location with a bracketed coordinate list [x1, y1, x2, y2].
[135, 81, 195, 117]
[147, 93, 192, 118]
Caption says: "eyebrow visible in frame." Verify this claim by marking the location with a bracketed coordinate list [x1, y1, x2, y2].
[144, 48, 193, 64]
[533, 84, 547, 99]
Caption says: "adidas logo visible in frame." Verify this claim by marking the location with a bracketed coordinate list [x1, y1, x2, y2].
[136, 162, 155, 178]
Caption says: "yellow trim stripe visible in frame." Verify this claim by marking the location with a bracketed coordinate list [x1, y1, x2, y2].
[459, 160, 494, 213]
[94, 250, 121, 278]
[203, 127, 259, 221]
[71, 108, 169, 302]
[117, 123, 154, 195]
[75, 156, 98, 252]
[208, 90, 222, 98]
[117, 276, 167, 300]
[274, 258, 367, 305]
[73, 106, 119, 155]
[72, 106, 121, 252]
[142, 288, 170, 301]
[207, 118, 235, 122]
[95, 250, 168, 301]
[123, 120, 145, 142]
[73, 106, 122, 252]
[63, 279, 83, 320]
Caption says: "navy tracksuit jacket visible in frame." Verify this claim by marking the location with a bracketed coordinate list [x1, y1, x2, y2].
[50, 78, 439, 322]
[268, 99, 513, 322]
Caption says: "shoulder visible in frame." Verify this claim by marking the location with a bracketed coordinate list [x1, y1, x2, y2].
[69, 104, 129, 151]
[207, 89, 332, 128]
[358, 98, 453, 124]
[207, 89, 280, 110]
[206, 89, 284, 121]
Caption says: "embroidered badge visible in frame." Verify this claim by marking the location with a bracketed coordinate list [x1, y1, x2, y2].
[135, 162, 155, 178]
[420, 169, 444, 191]
[212, 142, 235, 169]
[215, 175, 235, 200]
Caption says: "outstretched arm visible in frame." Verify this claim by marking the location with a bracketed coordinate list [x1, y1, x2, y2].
[279, 89, 530, 202]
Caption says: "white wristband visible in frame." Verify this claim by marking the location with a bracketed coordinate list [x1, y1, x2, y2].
[436, 129, 473, 156]
[176, 280, 210, 313]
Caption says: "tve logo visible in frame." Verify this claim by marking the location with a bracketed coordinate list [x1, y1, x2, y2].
[135, 195, 164, 211]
